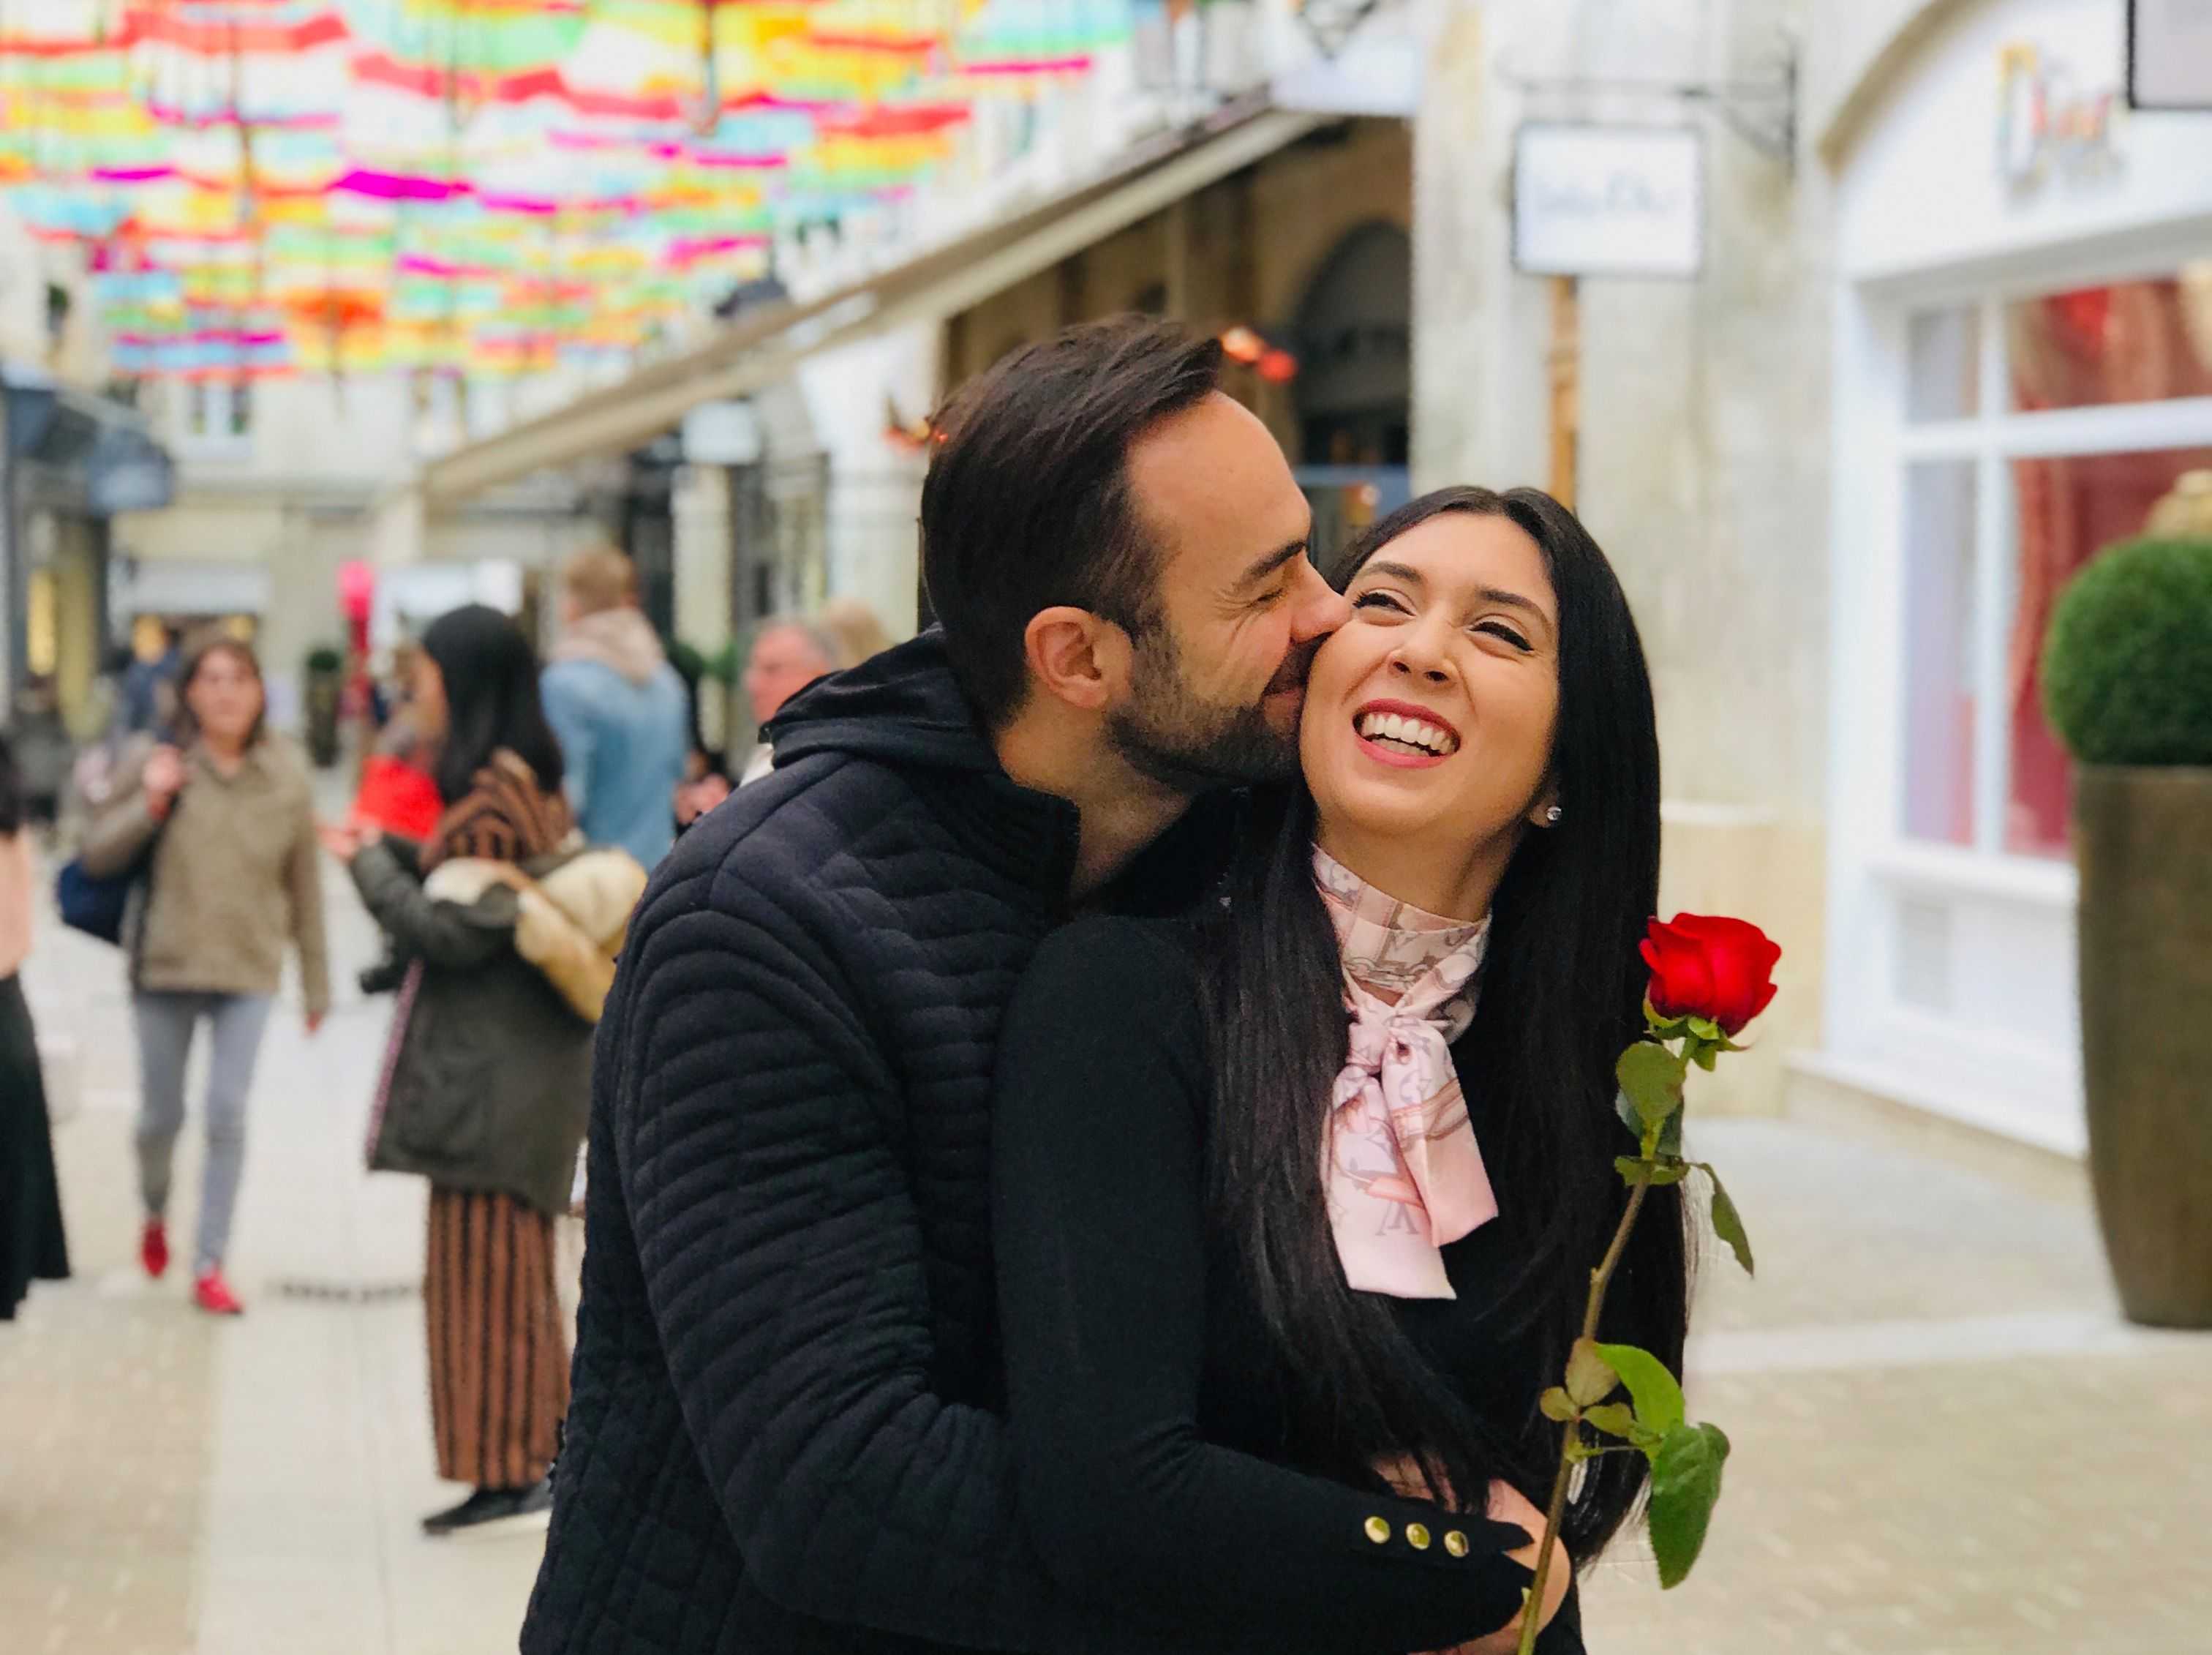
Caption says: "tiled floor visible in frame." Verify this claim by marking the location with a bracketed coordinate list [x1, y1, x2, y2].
[7, 841, 2210, 1652]
[1579, 1122, 2212, 1654]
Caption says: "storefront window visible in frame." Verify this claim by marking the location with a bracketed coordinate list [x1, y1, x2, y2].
[1907, 305, 1980, 422]
[1900, 462, 1978, 845]
[2004, 443, 2212, 857]
[2006, 270, 2212, 412]
[1896, 266, 2212, 862]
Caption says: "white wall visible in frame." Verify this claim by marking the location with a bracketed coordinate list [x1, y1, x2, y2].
[1416, 0, 1834, 1111]
[1818, 0, 2212, 1152]
[1837, 0, 2212, 283]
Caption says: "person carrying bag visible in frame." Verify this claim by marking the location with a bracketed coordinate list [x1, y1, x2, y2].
[78, 634, 328, 1317]
[319, 604, 635, 1539]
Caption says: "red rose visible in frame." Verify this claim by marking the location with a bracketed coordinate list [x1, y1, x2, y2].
[1641, 915, 1781, 1037]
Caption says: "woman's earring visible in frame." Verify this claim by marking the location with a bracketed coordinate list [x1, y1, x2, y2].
[1546, 806, 1564, 825]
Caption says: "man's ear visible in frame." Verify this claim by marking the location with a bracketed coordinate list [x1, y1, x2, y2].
[1022, 607, 1131, 714]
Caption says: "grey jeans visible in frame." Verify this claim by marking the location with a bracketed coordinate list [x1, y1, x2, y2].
[132, 991, 274, 1275]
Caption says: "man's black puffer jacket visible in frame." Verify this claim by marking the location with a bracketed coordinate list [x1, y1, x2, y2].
[522, 631, 1235, 1654]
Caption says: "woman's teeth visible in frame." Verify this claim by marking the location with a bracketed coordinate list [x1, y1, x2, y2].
[1355, 710, 1459, 757]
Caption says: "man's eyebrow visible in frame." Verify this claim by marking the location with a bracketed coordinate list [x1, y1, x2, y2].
[1355, 560, 1551, 623]
[1233, 537, 1310, 592]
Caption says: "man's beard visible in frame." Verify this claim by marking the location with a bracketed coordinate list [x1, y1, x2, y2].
[1105, 625, 1309, 792]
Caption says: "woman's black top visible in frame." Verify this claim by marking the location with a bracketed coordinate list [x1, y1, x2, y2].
[994, 915, 1587, 1654]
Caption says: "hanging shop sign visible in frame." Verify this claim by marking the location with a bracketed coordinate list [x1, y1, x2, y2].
[2128, 0, 2212, 110]
[1511, 124, 1704, 279]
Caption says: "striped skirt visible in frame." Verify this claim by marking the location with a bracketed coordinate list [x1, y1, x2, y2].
[424, 1187, 569, 1490]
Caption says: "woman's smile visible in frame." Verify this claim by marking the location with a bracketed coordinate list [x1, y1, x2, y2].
[1350, 697, 1462, 768]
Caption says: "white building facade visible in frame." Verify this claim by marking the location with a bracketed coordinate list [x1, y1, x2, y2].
[1415, 0, 2212, 1151]
[1816, 0, 2212, 1152]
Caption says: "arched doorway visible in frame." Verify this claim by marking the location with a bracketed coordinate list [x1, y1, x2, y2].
[1290, 222, 1412, 565]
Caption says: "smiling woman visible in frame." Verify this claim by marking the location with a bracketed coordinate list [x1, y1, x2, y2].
[1304, 508, 1564, 918]
[1197, 487, 1688, 1583]
[990, 484, 1692, 1655]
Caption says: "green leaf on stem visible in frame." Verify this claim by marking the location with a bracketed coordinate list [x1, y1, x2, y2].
[1538, 1386, 1579, 1424]
[1565, 1337, 1617, 1407]
[1685, 1016, 1723, 1044]
[1614, 1087, 1642, 1138]
[1642, 998, 1693, 1039]
[1616, 1041, 1685, 1133]
[1616, 1156, 1690, 1186]
[1700, 1164, 1756, 1277]
[1691, 1042, 1720, 1073]
[1592, 1342, 1685, 1437]
[1581, 1403, 1642, 1442]
[1649, 1422, 1731, 1588]
[1655, 1108, 1683, 1159]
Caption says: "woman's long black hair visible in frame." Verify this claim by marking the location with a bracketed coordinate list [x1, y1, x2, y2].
[1200, 485, 1690, 1562]
[419, 604, 565, 804]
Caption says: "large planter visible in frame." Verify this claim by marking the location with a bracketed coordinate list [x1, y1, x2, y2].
[2074, 765, 2212, 1327]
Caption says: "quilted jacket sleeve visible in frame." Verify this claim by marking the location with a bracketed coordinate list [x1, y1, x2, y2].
[614, 868, 1151, 1653]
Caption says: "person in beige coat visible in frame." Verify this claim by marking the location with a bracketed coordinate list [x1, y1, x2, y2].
[80, 633, 328, 1316]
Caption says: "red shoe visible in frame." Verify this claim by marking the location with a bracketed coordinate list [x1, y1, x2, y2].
[192, 1269, 245, 1316]
[141, 1220, 170, 1280]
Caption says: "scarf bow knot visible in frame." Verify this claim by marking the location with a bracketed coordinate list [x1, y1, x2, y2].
[1316, 849, 1500, 1300]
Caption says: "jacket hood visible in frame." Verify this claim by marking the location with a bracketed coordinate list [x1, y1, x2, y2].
[552, 608, 668, 686]
[764, 628, 999, 775]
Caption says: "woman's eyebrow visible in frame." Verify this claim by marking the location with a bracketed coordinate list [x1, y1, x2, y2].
[1357, 560, 1424, 589]
[1474, 586, 1551, 623]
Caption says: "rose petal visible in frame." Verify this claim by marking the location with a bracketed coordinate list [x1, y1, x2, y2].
[1643, 920, 1714, 1020]
[1653, 915, 1782, 1033]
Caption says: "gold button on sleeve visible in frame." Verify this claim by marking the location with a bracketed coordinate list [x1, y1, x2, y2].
[1443, 1529, 1470, 1558]
[1363, 1515, 1391, 1545]
[1405, 1523, 1432, 1551]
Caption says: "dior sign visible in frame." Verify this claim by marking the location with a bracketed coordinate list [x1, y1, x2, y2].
[1997, 42, 2122, 193]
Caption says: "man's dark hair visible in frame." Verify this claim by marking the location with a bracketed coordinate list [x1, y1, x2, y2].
[919, 316, 1224, 727]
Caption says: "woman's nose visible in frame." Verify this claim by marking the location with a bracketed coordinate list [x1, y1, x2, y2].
[1389, 653, 1452, 686]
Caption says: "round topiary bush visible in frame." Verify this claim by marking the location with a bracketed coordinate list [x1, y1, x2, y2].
[2042, 536, 2212, 767]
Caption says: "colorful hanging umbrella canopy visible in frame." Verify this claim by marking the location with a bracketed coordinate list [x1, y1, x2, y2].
[2, 0, 1131, 377]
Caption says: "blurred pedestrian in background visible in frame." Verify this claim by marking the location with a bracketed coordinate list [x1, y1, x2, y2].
[80, 633, 328, 1318]
[353, 640, 444, 846]
[116, 624, 181, 740]
[353, 639, 447, 999]
[321, 604, 598, 1539]
[819, 596, 892, 673]
[668, 643, 732, 832]
[11, 676, 72, 832]
[736, 615, 839, 786]
[540, 547, 689, 869]
[1, 729, 70, 1322]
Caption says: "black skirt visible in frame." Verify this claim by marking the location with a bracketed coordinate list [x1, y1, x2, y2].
[1, 973, 70, 1319]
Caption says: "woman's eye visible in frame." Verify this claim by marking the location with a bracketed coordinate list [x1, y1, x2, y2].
[1475, 620, 1532, 651]
[1352, 590, 1408, 615]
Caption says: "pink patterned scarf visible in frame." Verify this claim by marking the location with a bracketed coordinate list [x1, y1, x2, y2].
[1314, 846, 1500, 1299]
